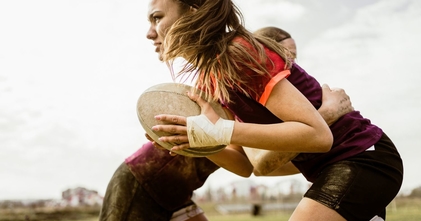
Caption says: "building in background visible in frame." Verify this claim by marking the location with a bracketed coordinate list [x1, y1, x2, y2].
[62, 187, 103, 207]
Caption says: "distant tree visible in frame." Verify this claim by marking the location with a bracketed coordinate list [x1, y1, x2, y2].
[409, 186, 421, 198]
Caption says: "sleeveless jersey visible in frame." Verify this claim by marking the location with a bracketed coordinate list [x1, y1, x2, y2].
[222, 38, 383, 182]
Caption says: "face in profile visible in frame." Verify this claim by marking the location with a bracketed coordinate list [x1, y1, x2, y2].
[279, 38, 297, 61]
[146, 0, 183, 60]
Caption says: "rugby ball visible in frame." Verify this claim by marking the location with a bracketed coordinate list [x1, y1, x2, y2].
[137, 83, 229, 157]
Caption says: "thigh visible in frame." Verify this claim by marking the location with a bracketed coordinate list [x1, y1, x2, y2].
[171, 203, 207, 221]
[290, 197, 346, 221]
[303, 135, 403, 220]
[99, 162, 173, 221]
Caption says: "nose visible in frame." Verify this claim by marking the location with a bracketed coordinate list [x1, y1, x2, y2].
[146, 25, 157, 40]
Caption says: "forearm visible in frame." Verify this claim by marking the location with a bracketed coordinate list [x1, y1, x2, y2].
[254, 161, 300, 176]
[318, 106, 338, 126]
[231, 99, 340, 152]
[319, 84, 354, 126]
[228, 79, 332, 153]
[206, 144, 253, 178]
[230, 120, 332, 153]
[154, 79, 333, 154]
[243, 147, 298, 175]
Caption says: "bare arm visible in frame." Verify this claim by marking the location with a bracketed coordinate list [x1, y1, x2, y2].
[154, 79, 332, 153]
[318, 84, 353, 126]
[152, 79, 332, 178]
[229, 79, 332, 152]
[206, 144, 253, 177]
[254, 161, 300, 176]
[249, 83, 353, 176]
[151, 82, 352, 178]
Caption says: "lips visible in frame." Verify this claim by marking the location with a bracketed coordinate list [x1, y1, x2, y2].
[154, 43, 161, 53]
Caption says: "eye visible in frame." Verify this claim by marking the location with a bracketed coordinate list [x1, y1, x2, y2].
[153, 16, 161, 24]
[148, 12, 162, 24]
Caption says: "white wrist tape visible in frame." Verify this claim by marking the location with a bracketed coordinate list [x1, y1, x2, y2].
[187, 115, 234, 147]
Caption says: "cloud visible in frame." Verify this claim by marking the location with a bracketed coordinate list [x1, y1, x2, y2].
[296, 0, 421, 191]
[0, 0, 171, 199]
[300, 0, 421, 91]
[1, 0, 420, 200]
[234, 0, 306, 31]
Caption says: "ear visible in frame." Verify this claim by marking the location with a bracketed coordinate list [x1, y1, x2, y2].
[189, 5, 198, 13]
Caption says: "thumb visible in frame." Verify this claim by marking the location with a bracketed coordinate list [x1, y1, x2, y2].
[321, 84, 331, 98]
[322, 83, 331, 91]
[187, 91, 208, 112]
[187, 91, 220, 123]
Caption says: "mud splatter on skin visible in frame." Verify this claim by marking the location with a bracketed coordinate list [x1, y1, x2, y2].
[245, 147, 298, 175]
[260, 152, 298, 174]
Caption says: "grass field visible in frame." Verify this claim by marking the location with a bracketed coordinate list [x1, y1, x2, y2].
[198, 197, 421, 221]
[73, 197, 420, 221]
[2, 197, 420, 221]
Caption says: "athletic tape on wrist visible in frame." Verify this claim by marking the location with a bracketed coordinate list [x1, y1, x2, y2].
[187, 115, 234, 147]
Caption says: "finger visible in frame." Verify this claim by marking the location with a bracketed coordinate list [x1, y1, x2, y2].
[145, 133, 154, 142]
[170, 143, 191, 152]
[187, 91, 220, 123]
[152, 124, 187, 134]
[321, 84, 331, 91]
[152, 141, 166, 150]
[154, 114, 187, 125]
[187, 91, 209, 111]
[146, 134, 166, 150]
[158, 134, 189, 144]
[321, 84, 332, 101]
[187, 91, 200, 102]
[331, 87, 344, 92]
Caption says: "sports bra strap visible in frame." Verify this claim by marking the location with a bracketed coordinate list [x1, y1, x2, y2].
[258, 70, 291, 105]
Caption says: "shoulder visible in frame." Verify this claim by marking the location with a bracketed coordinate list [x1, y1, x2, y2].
[231, 36, 255, 52]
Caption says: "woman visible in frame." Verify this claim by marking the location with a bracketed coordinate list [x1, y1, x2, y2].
[150, 0, 403, 220]
[100, 7, 352, 221]
[254, 26, 297, 61]
[99, 2, 353, 221]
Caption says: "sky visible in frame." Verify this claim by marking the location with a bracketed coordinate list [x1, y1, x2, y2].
[0, 0, 420, 200]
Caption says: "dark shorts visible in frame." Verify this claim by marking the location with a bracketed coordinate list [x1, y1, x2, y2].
[304, 133, 403, 221]
[99, 163, 195, 221]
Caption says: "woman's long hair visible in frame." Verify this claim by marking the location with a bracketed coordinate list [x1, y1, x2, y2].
[163, 0, 291, 102]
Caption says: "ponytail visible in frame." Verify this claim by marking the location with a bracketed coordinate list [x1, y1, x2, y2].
[164, 0, 291, 102]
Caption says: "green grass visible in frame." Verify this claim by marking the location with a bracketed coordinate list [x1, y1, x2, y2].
[198, 197, 421, 221]
[3, 197, 421, 221]
[385, 197, 421, 221]
[205, 212, 291, 221]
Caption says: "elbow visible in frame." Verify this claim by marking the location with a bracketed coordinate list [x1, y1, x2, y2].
[232, 159, 254, 177]
[213, 164, 253, 178]
[224, 163, 253, 178]
[252, 163, 272, 176]
[242, 164, 254, 177]
[237, 168, 253, 178]
[215, 165, 252, 178]
[239, 173, 252, 178]
[253, 168, 266, 177]
[315, 130, 333, 153]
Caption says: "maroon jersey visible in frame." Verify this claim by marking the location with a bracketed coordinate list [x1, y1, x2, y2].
[223, 40, 383, 182]
[125, 142, 219, 210]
